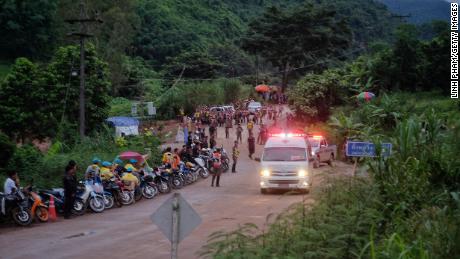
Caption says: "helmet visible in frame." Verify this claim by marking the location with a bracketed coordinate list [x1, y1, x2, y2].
[126, 168, 133, 172]
[102, 161, 112, 167]
[92, 157, 101, 164]
[129, 159, 138, 164]
[114, 158, 123, 165]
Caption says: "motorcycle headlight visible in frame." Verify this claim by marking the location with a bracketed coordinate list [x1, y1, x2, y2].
[261, 169, 270, 177]
[298, 170, 307, 177]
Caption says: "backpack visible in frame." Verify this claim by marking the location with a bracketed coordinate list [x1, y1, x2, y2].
[212, 154, 221, 169]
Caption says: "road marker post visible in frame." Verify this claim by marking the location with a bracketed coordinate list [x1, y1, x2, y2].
[171, 193, 179, 259]
[151, 193, 202, 259]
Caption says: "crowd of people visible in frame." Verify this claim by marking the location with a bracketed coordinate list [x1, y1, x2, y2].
[177, 101, 284, 177]
[181, 102, 282, 149]
[2, 101, 287, 223]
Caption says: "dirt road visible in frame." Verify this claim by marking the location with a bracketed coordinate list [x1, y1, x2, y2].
[0, 106, 353, 259]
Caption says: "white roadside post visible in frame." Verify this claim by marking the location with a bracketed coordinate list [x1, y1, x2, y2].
[171, 193, 179, 259]
[151, 193, 202, 259]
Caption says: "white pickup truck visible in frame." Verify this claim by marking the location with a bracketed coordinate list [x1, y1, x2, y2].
[306, 135, 337, 168]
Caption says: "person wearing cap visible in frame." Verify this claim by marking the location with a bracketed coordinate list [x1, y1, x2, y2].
[232, 141, 239, 173]
[100, 161, 114, 181]
[124, 159, 139, 172]
[85, 157, 101, 181]
[122, 167, 139, 191]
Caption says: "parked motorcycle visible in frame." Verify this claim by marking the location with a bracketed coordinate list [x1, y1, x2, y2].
[164, 168, 184, 189]
[103, 179, 123, 208]
[179, 162, 196, 185]
[194, 156, 210, 178]
[38, 188, 65, 214]
[25, 186, 48, 222]
[117, 178, 135, 205]
[0, 190, 33, 226]
[219, 147, 230, 173]
[72, 181, 105, 215]
[140, 174, 159, 199]
[153, 167, 171, 194]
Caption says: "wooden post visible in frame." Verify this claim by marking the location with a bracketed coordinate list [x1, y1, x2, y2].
[171, 193, 180, 259]
[352, 157, 358, 177]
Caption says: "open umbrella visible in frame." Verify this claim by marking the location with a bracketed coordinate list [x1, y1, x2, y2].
[255, 84, 270, 92]
[357, 92, 375, 102]
[119, 151, 144, 162]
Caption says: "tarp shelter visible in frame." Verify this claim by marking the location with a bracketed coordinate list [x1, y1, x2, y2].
[106, 117, 139, 137]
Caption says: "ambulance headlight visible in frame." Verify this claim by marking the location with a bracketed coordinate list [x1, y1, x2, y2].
[298, 169, 307, 177]
[261, 169, 270, 177]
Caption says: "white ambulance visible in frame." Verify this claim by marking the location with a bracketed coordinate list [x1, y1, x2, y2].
[258, 131, 311, 194]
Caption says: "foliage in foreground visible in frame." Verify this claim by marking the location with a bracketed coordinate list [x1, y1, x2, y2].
[202, 96, 460, 258]
[0, 129, 161, 189]
[201, 178, 383, 259]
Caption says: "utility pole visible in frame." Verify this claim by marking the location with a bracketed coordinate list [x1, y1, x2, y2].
[65, 0, 102, 138]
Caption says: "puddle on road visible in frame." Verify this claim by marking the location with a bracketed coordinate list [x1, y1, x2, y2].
[63, 231, 96, 239]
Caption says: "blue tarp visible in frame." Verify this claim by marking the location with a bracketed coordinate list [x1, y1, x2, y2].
[106, 117, 140, 127]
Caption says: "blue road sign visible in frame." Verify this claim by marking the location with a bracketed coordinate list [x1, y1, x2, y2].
[346, 142, 392, 157]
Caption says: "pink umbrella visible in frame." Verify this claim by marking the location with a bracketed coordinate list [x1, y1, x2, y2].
[119, 151, 144, 162]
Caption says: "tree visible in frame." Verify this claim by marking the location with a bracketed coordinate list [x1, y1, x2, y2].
[46, 44, 112, 136]
[288, 69, 346, 122]
[392, 24, 420, 91]
[242, 3, 351, 90]
[0, 58, 54, 142]
[56, 0, 141, 91]
[418, 22, 449, 94]
[0, 0, 59, 58]
[163, 50, 224, 80]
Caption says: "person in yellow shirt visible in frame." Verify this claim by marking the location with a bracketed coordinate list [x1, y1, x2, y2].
[100, 161, 114, 181]
[247, 119, 254, 136]
[121, 168, 139, 191]
[124, 159, 139, 172]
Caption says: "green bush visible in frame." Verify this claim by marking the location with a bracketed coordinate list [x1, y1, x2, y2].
[0, 132, 15, 169]
[6, 145, 45, 187]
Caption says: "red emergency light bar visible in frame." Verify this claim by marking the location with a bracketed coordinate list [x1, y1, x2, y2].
[268, 132, 306, 138]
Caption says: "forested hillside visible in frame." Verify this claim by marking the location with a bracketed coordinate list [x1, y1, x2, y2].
[378, 0, 450, 24]
[1, 0, 396, 85]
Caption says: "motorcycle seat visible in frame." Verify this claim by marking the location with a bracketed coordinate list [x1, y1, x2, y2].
[40, 189, 63, 197]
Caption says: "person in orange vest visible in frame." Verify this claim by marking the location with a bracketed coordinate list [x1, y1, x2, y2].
[172, 148, 181, 170]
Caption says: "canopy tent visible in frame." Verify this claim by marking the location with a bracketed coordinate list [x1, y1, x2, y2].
[106, 116, 139, 137]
